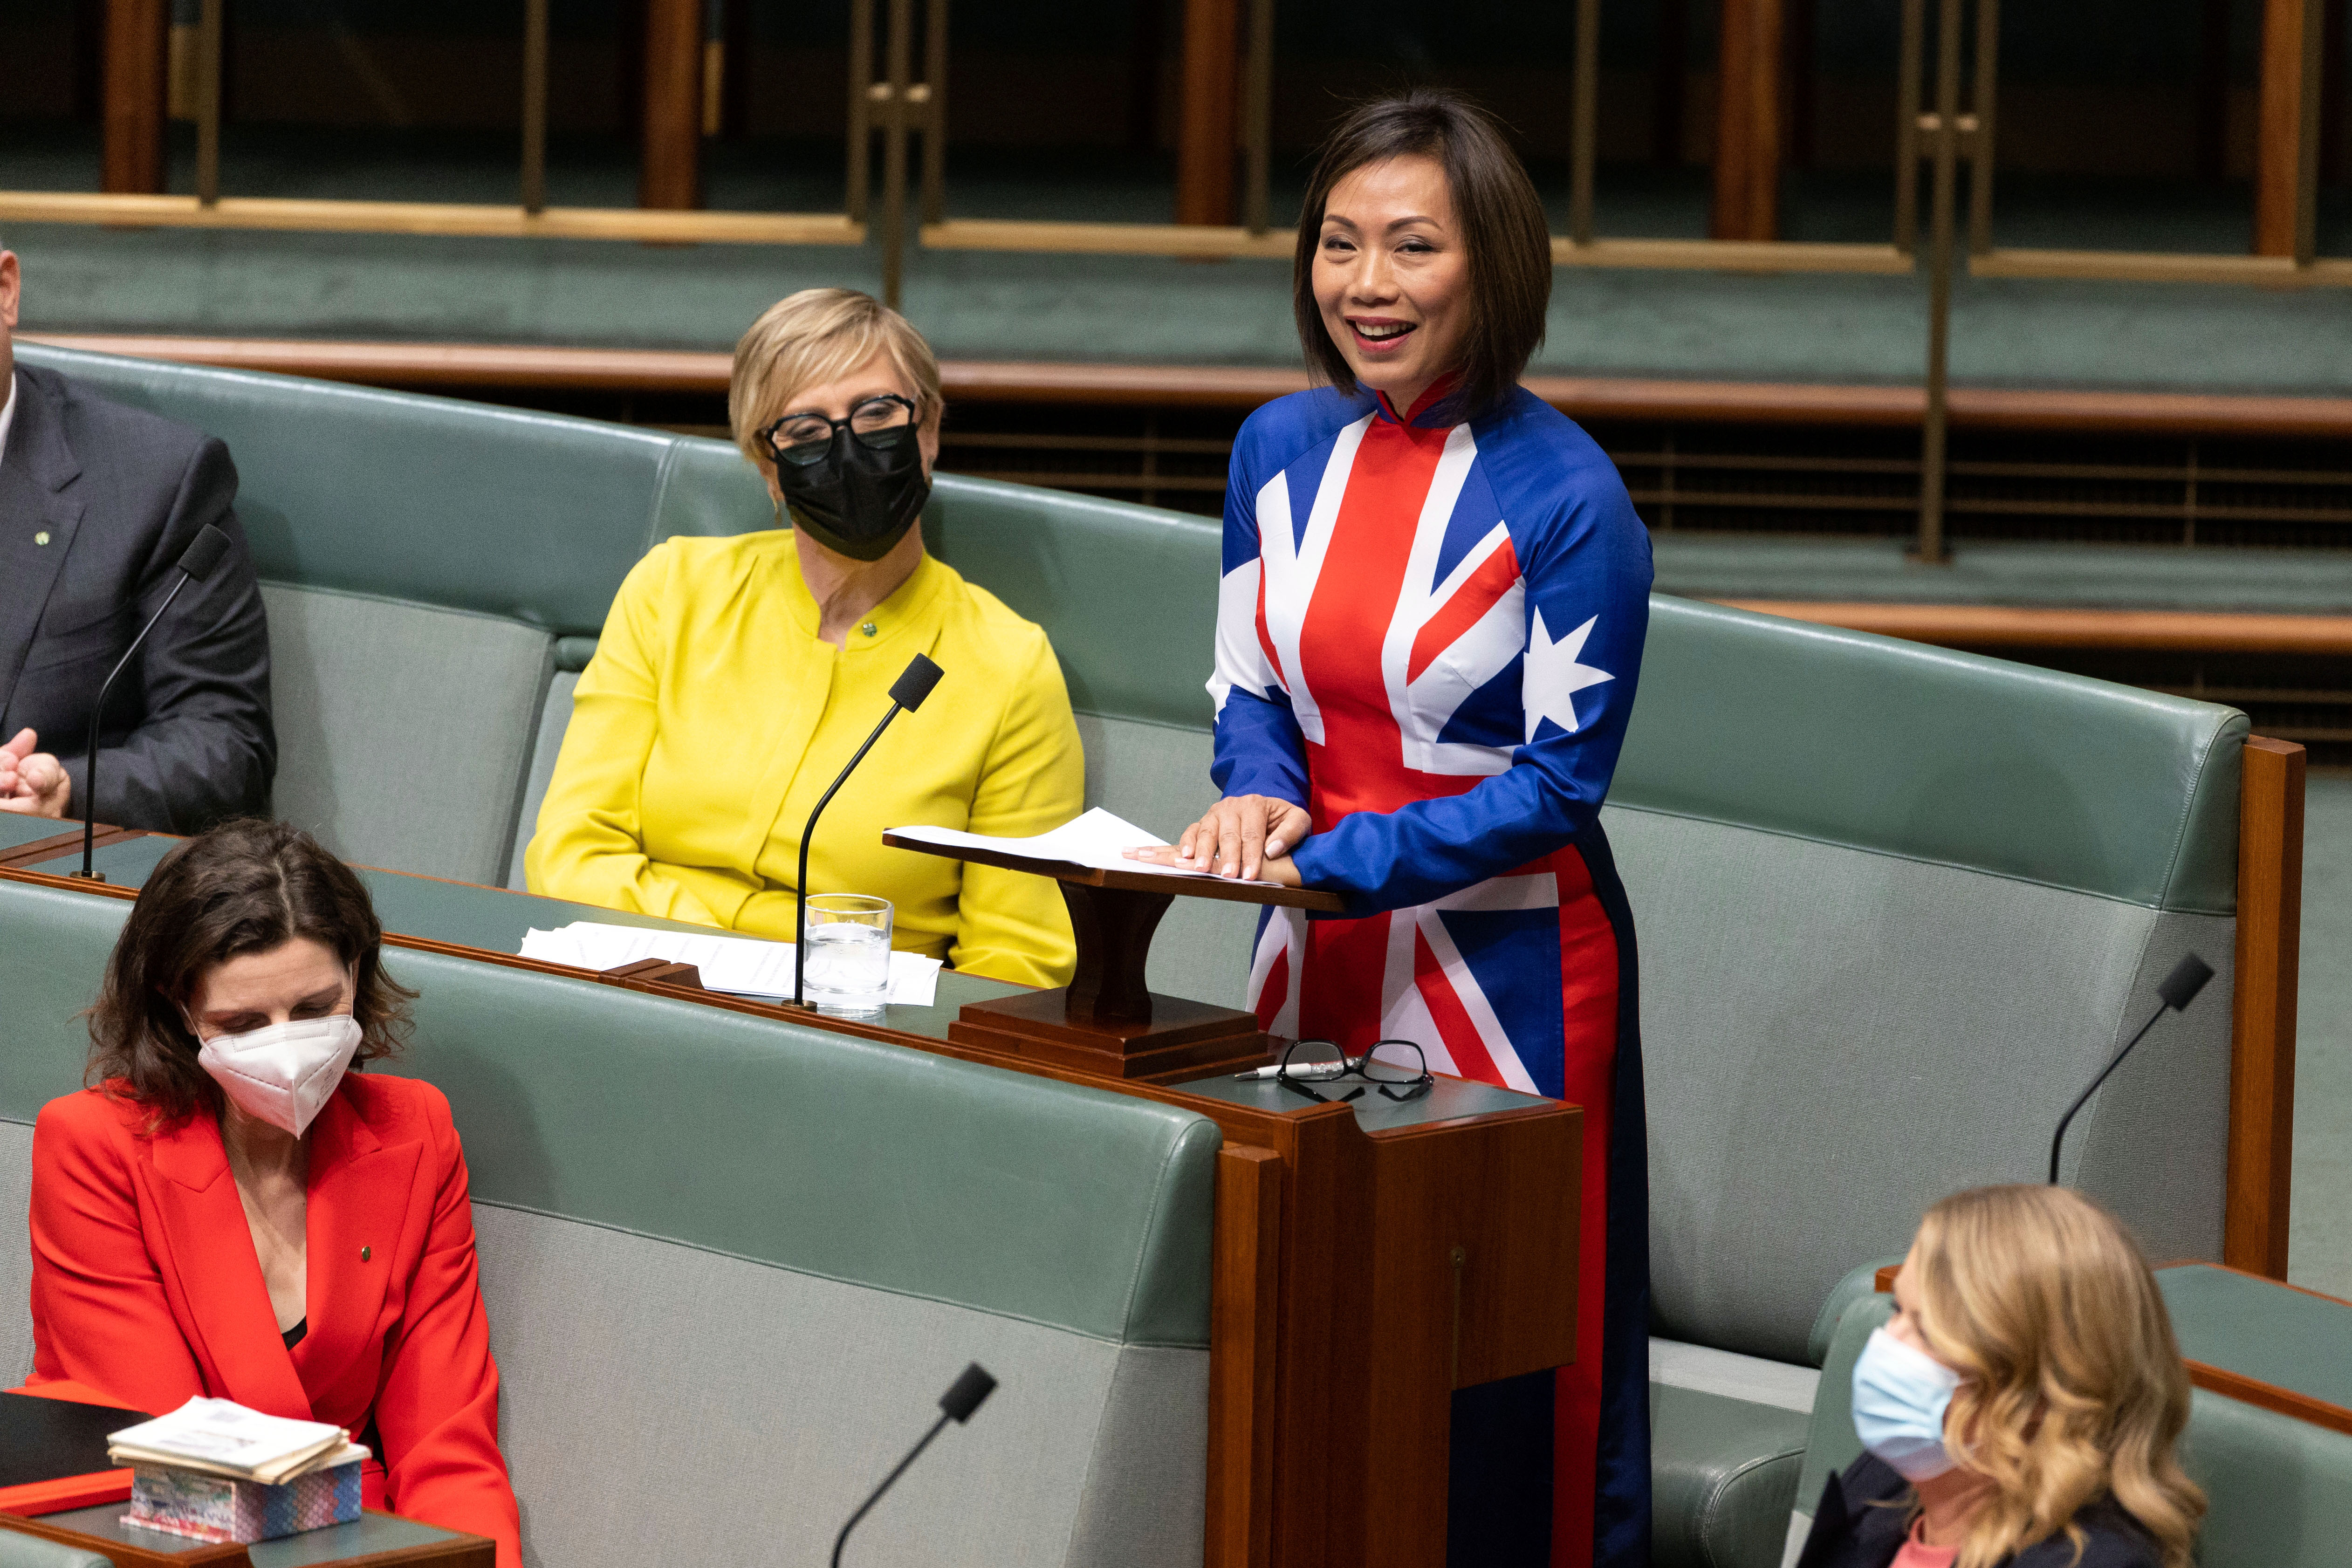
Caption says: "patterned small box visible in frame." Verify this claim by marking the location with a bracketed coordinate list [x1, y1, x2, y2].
[122, 1460, 363, 1544]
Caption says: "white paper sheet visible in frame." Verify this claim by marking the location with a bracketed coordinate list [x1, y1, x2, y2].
[517, 921, 941, 1007]
[887, 807, 1278, 884]
[108, 1398, 344, 1471]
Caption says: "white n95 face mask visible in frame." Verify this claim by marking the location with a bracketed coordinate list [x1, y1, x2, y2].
[1851, 1325, 1963, 1481]
[196, 1015, 363, 1137]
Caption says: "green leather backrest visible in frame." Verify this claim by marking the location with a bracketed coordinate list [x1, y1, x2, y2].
[1614, 602, 2244, 914]
[1792, 1293, 1893, 1510]
[15, 343, 672, 635]
[1795, 1290, 2352, 1567]
[0, 876, 1219, 1347]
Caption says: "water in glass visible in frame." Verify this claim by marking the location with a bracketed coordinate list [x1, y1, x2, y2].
[803, 894, 892, 1017]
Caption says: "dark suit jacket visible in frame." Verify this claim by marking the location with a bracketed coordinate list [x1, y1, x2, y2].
[1796, 1454, 2166, 1568]
[0, 363, 273, 830]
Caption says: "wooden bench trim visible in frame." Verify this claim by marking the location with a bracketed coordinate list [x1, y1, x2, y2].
[30, 336, 2352, 437]
[1722, 602, 2352, 657]
[2229, 738, 2306, 1279]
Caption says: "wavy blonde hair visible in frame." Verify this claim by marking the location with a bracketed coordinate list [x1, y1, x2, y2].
[1908, 1185, 2205, 1568]
[727, 287, 942, 467]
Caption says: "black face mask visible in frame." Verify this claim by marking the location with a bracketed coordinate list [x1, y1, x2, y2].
[767, 418, 933, 563]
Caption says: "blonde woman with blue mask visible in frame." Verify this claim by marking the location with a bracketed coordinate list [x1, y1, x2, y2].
[1796, 1185, 2205, 1568]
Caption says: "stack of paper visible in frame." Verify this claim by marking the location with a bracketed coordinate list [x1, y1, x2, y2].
[109, 1399, 368, 1485]
[517, 921, 942, 1007]
[888, 807, 1280, 884]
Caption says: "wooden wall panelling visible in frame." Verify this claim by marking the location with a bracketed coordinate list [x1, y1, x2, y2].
[1206, 1143, 1282, 1568]
[1176, 0, 1240, 226]
[1361, 1106, 1583, 1567]
[640, 0, 704, 210]
[2228, 736, 2306, 1278]
[2324, 0, 2348, 186]
[1653, 0, 1690, 168]
[1268, 1104, 1367, 1568]
[39, 337, 2352, 441]
[103, 0, 168, 195]
[1711, 0, 1785, 241]
[2254, 0, 2323, 260]
[2199, 0, 2237, 182]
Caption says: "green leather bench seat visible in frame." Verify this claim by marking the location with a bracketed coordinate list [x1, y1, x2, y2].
[0, 875, 1221, 1568]
[1792, 1291, 2352, 1568]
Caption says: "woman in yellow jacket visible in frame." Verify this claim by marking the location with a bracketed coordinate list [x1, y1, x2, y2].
[526, 289, 1082, 988]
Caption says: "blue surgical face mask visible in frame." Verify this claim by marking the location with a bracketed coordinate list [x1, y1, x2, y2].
[1852, 1325, 1962, 1481]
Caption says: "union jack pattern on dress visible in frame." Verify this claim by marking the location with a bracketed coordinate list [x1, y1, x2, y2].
[1208, 382, 1654, 1568]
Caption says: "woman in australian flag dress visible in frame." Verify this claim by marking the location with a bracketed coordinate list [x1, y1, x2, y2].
[1127, 90, 1654, 1568]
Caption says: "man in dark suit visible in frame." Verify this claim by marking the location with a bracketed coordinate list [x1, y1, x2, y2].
[0, 242, 274, 831]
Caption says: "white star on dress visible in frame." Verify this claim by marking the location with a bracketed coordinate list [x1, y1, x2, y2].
[1523, 610, 1614, 742]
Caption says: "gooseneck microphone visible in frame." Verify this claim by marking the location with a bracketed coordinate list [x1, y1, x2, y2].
[2048, 952, 2214, 1184]
[830, 1362, 995, 1568]
[75, 525, 234, 882]
[793, 652, 945, 1008]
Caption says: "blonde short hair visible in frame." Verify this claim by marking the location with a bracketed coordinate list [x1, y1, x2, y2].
[1910, 1185, 2206, 1568]
[727, 288, 943, 467]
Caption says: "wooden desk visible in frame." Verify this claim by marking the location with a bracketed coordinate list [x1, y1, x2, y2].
[0, 832, 1583, 1568]
[0, 1507, 494, 1568]
[2155, 1263, 2352, 1437]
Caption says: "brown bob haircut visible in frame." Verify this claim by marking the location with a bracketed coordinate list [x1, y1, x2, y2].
[87, 818, 412, 1125]
[1293, 89, 1553, 422]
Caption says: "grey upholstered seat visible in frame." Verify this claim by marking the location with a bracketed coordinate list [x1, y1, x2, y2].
[262, 584, 555, 885]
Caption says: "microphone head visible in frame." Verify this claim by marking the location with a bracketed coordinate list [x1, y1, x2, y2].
[891, 654, 945, 712]
[938, 1363, 995, 1424]
[2157, 953, 2215, 1012]
[178, 524, 233, 583]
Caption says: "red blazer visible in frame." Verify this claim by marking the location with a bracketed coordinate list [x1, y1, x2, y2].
[26, 1073, 521, 1568]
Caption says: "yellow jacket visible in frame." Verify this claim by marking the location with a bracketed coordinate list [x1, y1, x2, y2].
[525, 533, 1082, 987]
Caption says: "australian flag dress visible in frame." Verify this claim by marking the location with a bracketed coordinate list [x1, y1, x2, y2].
[1208, 379, 1654, 1568]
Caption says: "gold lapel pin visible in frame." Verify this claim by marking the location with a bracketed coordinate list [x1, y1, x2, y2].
[34, 532, 49, 546]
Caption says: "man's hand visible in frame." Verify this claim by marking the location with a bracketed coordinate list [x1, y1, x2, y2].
[1124, 793, 1311, 885]
[0, 729, 70, 818]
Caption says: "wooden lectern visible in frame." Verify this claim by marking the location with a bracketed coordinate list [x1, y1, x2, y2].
[881, 831, 1344, 1081]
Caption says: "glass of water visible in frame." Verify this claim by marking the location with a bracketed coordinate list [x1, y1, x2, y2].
[802, 894, 893, 1018]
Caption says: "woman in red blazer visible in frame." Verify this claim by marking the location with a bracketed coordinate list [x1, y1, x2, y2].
[25, 819, 521, 1567]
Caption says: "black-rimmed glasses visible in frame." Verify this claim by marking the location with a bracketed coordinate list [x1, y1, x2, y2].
[1274, 1038, 1433, 1104]
[758, 394, 919, 468]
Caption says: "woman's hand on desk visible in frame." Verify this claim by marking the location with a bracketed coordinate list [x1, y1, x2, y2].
[1124, 795, 1310, 886]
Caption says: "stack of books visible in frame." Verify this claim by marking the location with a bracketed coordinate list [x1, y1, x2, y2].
[107, 1398, 370, 1544]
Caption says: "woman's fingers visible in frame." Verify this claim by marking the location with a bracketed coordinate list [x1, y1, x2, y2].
[1264, 800, 1310, 862]
[1176, 802, 1230, 863]
[1237, 809, 1268, 881]
[1127, 797, 1306, 881]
